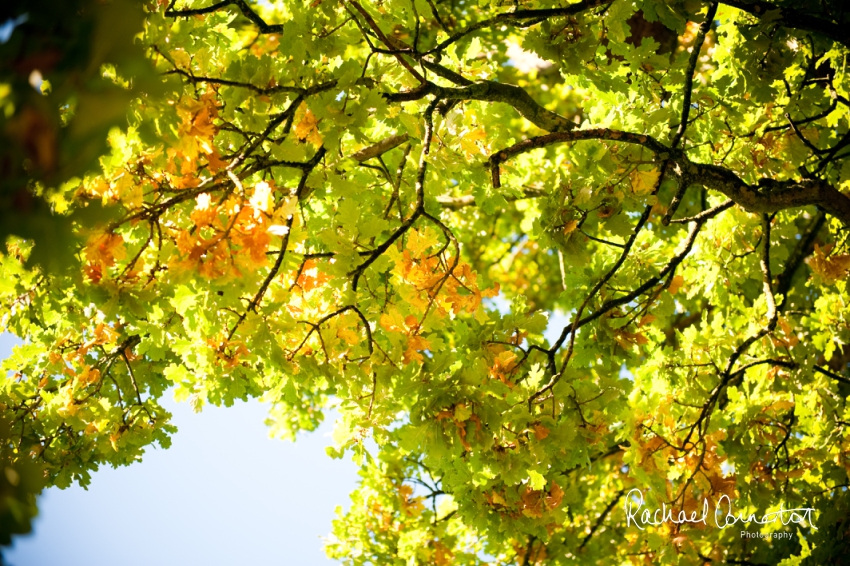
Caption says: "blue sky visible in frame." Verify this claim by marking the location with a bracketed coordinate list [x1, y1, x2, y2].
[1, 334, 360, 566]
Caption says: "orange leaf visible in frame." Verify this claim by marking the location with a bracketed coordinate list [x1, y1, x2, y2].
[532, 424, 550, 440]
[614, 330, 649, 348]
[76, 365, 101, 387]
[545, 481, 563, 509]
[668, 275, 685, 295]
[403, 335, 430, 364]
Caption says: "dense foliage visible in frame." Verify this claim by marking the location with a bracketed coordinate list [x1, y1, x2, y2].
[2, 0, 850, 563]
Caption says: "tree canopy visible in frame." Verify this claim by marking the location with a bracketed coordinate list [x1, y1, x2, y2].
[2, 0, 850, 563]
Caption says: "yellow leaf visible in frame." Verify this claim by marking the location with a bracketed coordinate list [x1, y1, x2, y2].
[407, 228, 439, 256]
[336, 316, 361, 345]
[175, 91, 219, 160]
[275, 196, 298, 220]
[109, 430, 121, 451]
[112, 173, 142, 208]
[465, 127, 487, 142]
[562, 219, 578, 234]
[630, 168, 660, 196]
[337, 328, 359, 345]
[295, 105, 323, 148]
[668, 275, 685, 295]
[379, 307, 407, 333]
[807, 243, 850, 284]
[459, 127, 488, 159]
[171, 48, 191, 68]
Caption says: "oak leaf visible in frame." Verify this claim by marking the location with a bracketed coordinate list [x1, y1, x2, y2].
[668, 275, 685, 295]
[807, 243, 850, 284]
[295, 105, 323, 148]
[630, 168, 660, 196]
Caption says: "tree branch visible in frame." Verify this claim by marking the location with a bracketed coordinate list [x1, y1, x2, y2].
[386, 80, 576, 133]
[578, 489, 626, 551]
[163, 69, 335, 96]
[437, 81, 575, 133]
[685, 162, 850, 225]
[668, 199, 735, 223]
[425, 0, 613, 55]
[719, 0, 850, 49]
[350, 133, 410, 162]
[670, 2, 718, 150]
[490, 128, 850, 224]
[814, 365, 850, 387]
[165, 0, 284, 34]
[436, 186, 546, 209]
